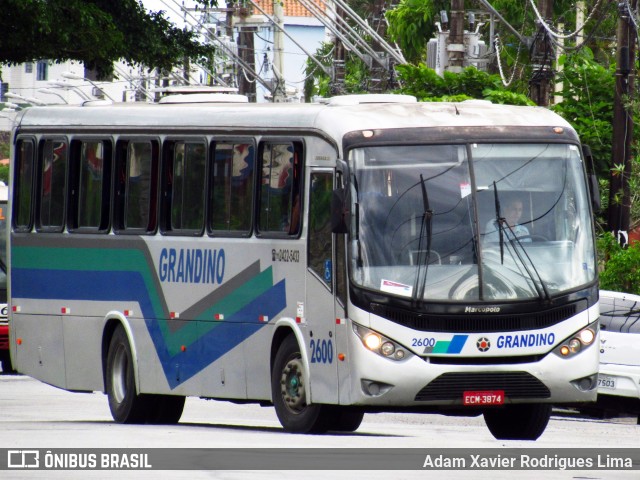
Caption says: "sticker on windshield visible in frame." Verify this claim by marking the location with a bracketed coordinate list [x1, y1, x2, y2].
[380, 279, 413, 297]
[460, 182, 471, 198]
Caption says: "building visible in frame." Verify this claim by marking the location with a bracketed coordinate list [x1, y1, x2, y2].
[0, 1, 327, 113]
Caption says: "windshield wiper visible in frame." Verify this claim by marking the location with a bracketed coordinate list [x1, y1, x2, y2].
[492, 181, 505, 264]
[492, 182, 550, 302]
[504, 226, 551, 302]
[413, 174, 433, 305]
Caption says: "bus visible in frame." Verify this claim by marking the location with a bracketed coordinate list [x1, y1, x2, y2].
[0, 181, 9, 372]
[9, 94, 600, 440]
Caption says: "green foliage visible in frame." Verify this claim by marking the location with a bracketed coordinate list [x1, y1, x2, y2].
[303, 43, 370, 101]
[0, 0, 218, 78]
[0, 165, 9, 185]
[0, 132, 9, 160]
[386, 0, 448, 64]
[552, 49, 615, 178]
[395, 64, 532, 105]
[597, 232, 640, 294]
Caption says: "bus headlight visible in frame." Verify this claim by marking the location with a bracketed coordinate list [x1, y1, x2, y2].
[364, 333, 382, 350]
[353, 324, 409, 361]
[381, 342, 395, 356]
[553, 322, 598, 359]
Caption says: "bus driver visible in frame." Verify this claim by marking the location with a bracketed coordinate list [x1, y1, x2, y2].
[484, 197, 530, 243]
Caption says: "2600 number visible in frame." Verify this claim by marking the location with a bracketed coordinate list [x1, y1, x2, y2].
[411, 337, 436, 347]
[310, 339, 334, 364]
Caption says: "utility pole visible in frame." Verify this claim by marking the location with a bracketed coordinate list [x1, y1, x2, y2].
[607, 0, 637, 246]
[272, 0, 287, 102]
[369, 0, 388, 93]
[331, 2, 346, 96]
[232, 0, 255, 101]
[447, 0, 465, 73]
[529, 0, 554, 106]
[237, 25, 257, 102]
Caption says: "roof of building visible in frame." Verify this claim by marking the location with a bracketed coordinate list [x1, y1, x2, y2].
[252, 0, 324, 18]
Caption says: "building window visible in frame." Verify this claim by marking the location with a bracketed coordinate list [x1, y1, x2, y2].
[25, 63, 33, 74]
[36, 61, 48, 81]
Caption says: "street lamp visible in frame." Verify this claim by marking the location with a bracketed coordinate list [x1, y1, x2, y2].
[4, 92, 47, 106]
[46, 81, 92, 101]
[61, 71, 115, 102]
[37, 88, 69, 104]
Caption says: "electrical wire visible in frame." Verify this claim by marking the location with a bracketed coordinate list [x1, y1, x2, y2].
[528, 0, 606, 40]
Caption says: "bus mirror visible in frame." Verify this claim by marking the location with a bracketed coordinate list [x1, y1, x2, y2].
[331, 188, 349, 234]
[588, 174, 601, 213]
[582, 145, 601, 213]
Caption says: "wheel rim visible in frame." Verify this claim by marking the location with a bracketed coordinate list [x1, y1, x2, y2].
[279, 355, 306, 414]
[111, 344, 128, 404]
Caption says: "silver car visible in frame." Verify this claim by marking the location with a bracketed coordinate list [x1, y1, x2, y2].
[595, 290, 640, 418]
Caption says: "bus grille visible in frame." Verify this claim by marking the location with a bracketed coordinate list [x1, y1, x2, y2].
[371, 302, 583, 333]
[414, 372, 551, 402]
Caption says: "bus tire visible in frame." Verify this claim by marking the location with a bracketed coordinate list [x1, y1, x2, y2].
[106, 326, 150, 424]
[483, 403, 551, 440]
[272, 335, 331, 433]
[0, 351, 15, 374]
[146, 394, 186, 424]
[327, 407, 365, 432]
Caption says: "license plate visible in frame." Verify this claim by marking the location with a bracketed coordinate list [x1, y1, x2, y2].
[463, 390, 505, 406]
[597, 375, 616, 390]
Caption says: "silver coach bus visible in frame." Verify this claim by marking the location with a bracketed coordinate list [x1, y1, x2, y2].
[9, 94, 599, 440]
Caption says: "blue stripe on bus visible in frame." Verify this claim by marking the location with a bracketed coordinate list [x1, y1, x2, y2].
[447, 335, 468, 354]
[12, 268, 287, 389]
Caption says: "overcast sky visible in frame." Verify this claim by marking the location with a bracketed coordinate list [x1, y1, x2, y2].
[142, 0, 198, 26]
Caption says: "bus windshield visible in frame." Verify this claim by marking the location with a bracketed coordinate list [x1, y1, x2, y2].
[349, 143, 595, 302]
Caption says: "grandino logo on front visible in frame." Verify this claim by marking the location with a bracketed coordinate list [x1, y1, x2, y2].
[497, 333, 556, 349]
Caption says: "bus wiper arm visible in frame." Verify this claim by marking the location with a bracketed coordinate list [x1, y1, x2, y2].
[413, 174, 433, 304]
[492, 181, 549, 301]
[492, 181, 505, 264]
[505, 229, 551, 302]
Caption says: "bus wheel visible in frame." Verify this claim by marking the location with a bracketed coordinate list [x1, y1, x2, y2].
[272, 335, 331, 433]
[327, 407, 365, 432]
[0, 351, 15, 374]
[483, 403, 551, 440]
[146, 394, 186, 425]
[106, 326, 150, 424]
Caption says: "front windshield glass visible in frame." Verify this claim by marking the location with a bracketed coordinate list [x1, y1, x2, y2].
[349, 143, 595, 302]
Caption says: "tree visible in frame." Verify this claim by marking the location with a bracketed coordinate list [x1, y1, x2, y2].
[386, 0, 448, 64]
[0, 0, 218, 78]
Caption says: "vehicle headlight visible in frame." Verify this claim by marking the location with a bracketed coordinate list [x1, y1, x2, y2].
[553, 321, 598, 359]
[353, 323, 410, 361]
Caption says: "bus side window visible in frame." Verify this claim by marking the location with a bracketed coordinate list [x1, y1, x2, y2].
[38, 138, 68, 232]
[114, 140, 159, 233]
[308, 171, 333, 290]
[162, 140, 206, 234]
[257, 142, 303, 236]
[209, 141, 255, 236]
[13, 138, 36, 232]
[70, 139, 111, 231]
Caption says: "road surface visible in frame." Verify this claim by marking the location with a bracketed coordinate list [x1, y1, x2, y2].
[0, 374, 638, 479]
